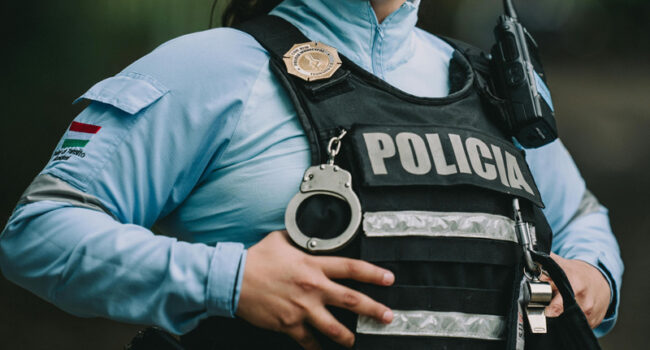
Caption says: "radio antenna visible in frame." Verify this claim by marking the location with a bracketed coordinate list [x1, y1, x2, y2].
[503, 0, 518, 20]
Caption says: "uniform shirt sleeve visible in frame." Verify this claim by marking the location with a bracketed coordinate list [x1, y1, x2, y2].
[0, 28, 268, 334]
[526, 139, 624, 337]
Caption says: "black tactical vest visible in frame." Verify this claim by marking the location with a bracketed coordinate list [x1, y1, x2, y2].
[181, 16, 601, 350]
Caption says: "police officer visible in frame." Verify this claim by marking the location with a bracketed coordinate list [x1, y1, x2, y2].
[0, 0, 622, 349]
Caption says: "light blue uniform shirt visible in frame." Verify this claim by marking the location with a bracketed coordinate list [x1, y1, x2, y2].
[0, 0, 622, 337]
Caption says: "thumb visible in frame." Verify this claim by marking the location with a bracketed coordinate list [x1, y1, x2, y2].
[545, 293, 564, 317]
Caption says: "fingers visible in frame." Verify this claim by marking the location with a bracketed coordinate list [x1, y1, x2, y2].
[315, 256, 394, 286]
[287, 325, 322, 350]
[322, 281, 393, 324]
[307, 307, 355, 348]
[540, 271, 564, 317]
[545, 293, 564, 317]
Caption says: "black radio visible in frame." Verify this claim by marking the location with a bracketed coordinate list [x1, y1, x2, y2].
[490, 0, 558, 148]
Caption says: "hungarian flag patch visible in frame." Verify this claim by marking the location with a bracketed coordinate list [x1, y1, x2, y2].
[62, 121, 101, 148]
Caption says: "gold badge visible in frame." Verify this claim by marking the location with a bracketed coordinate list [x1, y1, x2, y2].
[283, 42, 342, 82]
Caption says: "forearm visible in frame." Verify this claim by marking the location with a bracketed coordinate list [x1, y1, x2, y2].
[551, 193, 623, 336]
[0, 201, 246, 335]
[526, 139, 623, 335]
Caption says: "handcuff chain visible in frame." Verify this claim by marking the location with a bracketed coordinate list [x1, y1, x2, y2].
[327, 129, 348, 165]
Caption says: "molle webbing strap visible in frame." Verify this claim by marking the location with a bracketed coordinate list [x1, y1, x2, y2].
[361, 285, 509, 316]
[356, 335, 505, 350]
[442, 36, 510, 130]
[442, 37, 491, 74]
[236, 15, 309, 60]
[361, 236, 519, 265]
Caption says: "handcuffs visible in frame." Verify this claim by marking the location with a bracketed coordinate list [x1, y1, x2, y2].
[285, 130, 362, 253]
[285, 132, 553, 333]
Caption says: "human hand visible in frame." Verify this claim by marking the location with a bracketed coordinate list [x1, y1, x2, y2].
[236, 231, 395, 350]
[541, 253, 611, 328]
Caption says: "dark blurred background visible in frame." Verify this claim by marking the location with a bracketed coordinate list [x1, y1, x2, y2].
[1, 0, 648, 348]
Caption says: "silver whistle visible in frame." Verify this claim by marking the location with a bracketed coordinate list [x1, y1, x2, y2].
[523, 278, 553, 334]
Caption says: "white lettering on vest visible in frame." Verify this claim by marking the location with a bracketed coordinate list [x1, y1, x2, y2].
[396, 133, 432, 175]
[361, 131, 536, 199]
[466, 137, 497, 180]
[364, 133, 396, 175]
[505, 151, 534, 195]
[491, 145, 510, 187]
[426, 134, 458, 175]
[449, 134, 472, 174]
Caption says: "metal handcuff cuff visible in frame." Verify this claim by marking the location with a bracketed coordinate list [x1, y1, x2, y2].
[513, 198, 553, 334]
[285, 130, 362, 253]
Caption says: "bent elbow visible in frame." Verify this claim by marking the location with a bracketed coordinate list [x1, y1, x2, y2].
[0, 202, 71, 301]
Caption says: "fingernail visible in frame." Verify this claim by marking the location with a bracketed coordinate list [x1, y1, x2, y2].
[382, 272, 395, 285]
[382, 310, 394, 323]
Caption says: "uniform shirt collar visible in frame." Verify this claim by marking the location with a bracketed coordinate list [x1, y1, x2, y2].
[270, 0, 420, 77]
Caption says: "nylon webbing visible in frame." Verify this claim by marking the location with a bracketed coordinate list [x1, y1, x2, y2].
[236, 15, 309, 60]
[361, 236, 519, 265]
[360, 285, 508, 316]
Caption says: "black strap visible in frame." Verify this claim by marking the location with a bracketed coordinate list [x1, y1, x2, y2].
[236, 15, 310, 60]
[442, 36, 511, 131]
[442, 37, 492, 74]
[530, 252, 602, 350]
[356, 335, 505, 350]
[361, 285, 509, 316]
[361, 236, 520, 266]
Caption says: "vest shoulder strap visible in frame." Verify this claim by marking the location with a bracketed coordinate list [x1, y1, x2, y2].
[236, 15, 309, 60]
[441, 37, 492, 74]
[442, 37, 510, 128]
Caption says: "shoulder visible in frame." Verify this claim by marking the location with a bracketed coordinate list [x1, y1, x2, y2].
[115, 28, 272, 105]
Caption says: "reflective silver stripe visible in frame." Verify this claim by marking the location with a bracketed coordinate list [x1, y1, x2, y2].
[574, 189, 601, 218]
[363, 211, 517, 243]
[555, 189, 602, 234]
[18, 174, 117, 220]
[357, 310, 506, 340]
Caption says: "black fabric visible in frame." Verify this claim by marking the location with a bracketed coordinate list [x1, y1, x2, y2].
[360, 285, 509, 315]
[127, 327, 185, 350]
[449, 54, 470, 94]
[361, 236, 520, 265]
[375, 261, 515, 290]
[356, 334, 505, 350]
[236, 15, 309, 59]
[442, 36, 512, 134]
[358, 185, 513, 215]
[181, 317, 302, 350]
[296, 194, 351, 239]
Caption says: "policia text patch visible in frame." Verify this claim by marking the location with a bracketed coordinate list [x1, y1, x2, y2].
[350, 125, 544, 207]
